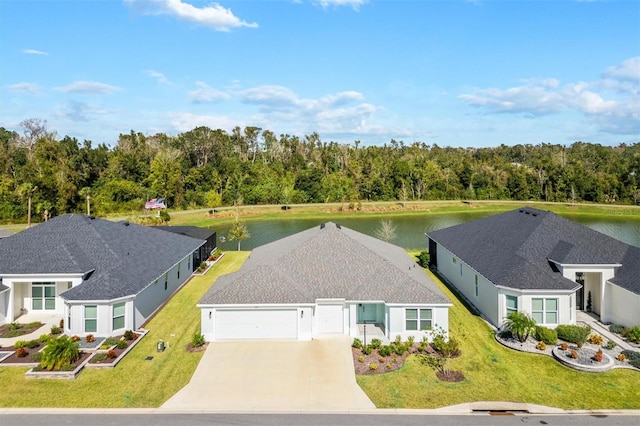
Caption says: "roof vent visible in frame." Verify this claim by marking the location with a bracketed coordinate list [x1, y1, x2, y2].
[532, 213, 537, 217]
[123, 222, 130, 226]
[525, 211, 530, 215]
[320, 223, 325, 229]
[336, 224, 341, 229]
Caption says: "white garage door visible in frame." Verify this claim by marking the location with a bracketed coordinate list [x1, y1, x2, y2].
[316, 304, 344, 334]
[215, 309, 298, 340]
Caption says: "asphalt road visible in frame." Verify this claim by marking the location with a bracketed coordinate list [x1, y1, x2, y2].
[0, 413, 638, 426]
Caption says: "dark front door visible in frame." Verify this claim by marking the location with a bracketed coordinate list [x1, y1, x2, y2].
[575, 272, 585, 310]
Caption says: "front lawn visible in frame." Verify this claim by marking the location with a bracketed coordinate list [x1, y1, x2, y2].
[0, 252, 249, 408]
[356, 263, 640, 409]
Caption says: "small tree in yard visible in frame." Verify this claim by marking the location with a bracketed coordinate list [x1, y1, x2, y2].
[503, 311, 537, 343]
[419, 327, 461, 379]
[228, 220, 250, 251]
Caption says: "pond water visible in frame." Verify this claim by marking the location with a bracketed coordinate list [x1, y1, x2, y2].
[216, 210, 640, 251]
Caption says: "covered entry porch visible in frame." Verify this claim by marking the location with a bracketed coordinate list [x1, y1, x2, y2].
[354, 302, 388, 344]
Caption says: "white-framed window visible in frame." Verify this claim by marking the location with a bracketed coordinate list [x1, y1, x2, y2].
[506, 295, 518, 316]
[85, 305, 97, 333]
[452, 257, 457, 264]
[32, 282, 56, 310]
[405, 308, 433, 331]
[532, 298, 558, 324]
[113, 302, 125, 330]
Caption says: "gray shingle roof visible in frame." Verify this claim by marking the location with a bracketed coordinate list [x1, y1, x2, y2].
[200, 222, 450, 305]
[153, 226, 216, 241]
[428, 207, 640, 295]
[0, 214, 205, 301]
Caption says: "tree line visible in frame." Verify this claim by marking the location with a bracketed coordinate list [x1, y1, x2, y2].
[0, 118, 638, 223]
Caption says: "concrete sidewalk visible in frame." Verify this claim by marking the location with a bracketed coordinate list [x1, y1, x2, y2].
[161, 336, 375, 412]
[0, 313, 62, 347]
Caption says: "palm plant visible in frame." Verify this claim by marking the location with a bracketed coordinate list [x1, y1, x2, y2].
[503, 311, 537, 343]
[40, 336, 80, 371]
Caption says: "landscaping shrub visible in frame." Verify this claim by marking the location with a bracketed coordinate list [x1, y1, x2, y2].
[378, 345, 393, 357]
[16, 347, 28, 358]
[588, 334, 604, 346]
[536, 341, 546, 351]
[124, 330, 135, 341]
[357, 355, 364, 363]
[85, 334, 96, 343]
[26, 340, 39, 349]
[40, 336, 79, 371]
[50, 326, 61, 335]
[407, 336, 415, 346]
[570, 349, 578, 359]
[621, 350, 640, 369]
[39, 334, 50, 343]
[386, 363, 392, 369]
[370, 338, 382, 349]
[71, 335, 81, 342]
[534, 326, 558, 345]
[59, 319, 64, 329]
[609, 324, 624, 334]
[416, 250, 430, 268]
[625, 326, 640, 344]
[13, 340, 27, 349]
[594, 349, 604, 362]
[116, 340, 127, 350]
[560, 342, 569, 351]
[107, 349, 117, 359]
[351, 338, 363, 349]
[92, 353, 108, 362]
[503, 312, 536, 343]
[369, 363, 378, 371]
[605, 340, 617, 350]
[191, 332, 205, 348]
[362, 345, 373, 355]
[31, 352, 42, 362]
[617, 353, 626, 362]
[556, 324, 591, 347]
[378, 357, 385, 363]
[101, 337, 120, 348]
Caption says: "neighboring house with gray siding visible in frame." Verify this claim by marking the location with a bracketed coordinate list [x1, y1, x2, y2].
[198, 222, 451, 342]
[427, 207, 640, 329]
[0, 215, 205, 336]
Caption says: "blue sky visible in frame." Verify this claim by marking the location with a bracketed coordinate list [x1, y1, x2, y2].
[1, 0, 639, 147]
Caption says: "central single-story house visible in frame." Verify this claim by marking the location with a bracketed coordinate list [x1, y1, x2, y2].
[198, 222, 452, 342]
[0, 215, 206, 337]
[427, 207, 640, 329]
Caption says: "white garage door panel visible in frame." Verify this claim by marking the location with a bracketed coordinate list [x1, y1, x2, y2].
[316, 304, 344, 334]
[215, 309, 298, 340]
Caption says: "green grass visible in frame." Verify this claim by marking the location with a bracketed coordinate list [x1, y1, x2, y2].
[0, 252, 249, 408]
[356, 261, 640, 410]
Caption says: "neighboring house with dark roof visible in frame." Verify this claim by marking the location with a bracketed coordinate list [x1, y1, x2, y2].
[153, 226, 217, 271]
[427, 207, 640, 329]
[198, 222, 451, 342]
[0, 215, 205, 337]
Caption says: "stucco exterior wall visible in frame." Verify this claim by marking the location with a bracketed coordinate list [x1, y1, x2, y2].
[435, 244, 499, 326]
[387, 304, 449, 342]
[604, 283, 640, 327]
[66, 298, 134, 337]
[134, 254, 193, 328]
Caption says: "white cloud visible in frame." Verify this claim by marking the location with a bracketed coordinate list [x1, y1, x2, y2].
[125, 0, 258, 31]
[6, 82, 41, 94]
[54, 101, 109, 122]
[54, 81, 122, 95]
[317, 0, 367, 10]
[188, 81, 230, 103]
[168, 112, 239, 132]
[22, 49, 48, 55]
[145, 70, 171, 84]
[459, 57, 640, 136]
[240, 85, 298, 107]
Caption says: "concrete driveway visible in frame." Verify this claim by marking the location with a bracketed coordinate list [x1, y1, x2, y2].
[161, 336, 375, 412]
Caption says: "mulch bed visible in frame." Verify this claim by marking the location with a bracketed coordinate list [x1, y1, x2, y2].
[352, 344, 433, 375]
[186, 342, 208, 353]
[436, 370, 466, 382]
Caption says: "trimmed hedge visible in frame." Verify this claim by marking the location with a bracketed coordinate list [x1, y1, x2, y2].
[556, 324, 591, 346]
[534, 326, 558, 345]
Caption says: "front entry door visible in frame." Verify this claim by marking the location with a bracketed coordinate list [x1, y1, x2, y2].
[575, 273, 585, 311]
[357, 304, 377, 323]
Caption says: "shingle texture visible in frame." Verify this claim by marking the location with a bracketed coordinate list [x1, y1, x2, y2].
[428, 207, 640, 295]
[0, 214, 205, 300]
[200, 222, 450, 305]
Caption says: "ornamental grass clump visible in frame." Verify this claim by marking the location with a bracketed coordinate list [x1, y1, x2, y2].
[40, 336, 80, 371]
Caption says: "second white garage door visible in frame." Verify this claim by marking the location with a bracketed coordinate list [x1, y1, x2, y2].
[215, 309, 298, 340]
[315, 304, 344, 334]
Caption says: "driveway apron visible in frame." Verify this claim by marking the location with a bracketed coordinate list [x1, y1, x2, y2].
[161, 336, 375, 411]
